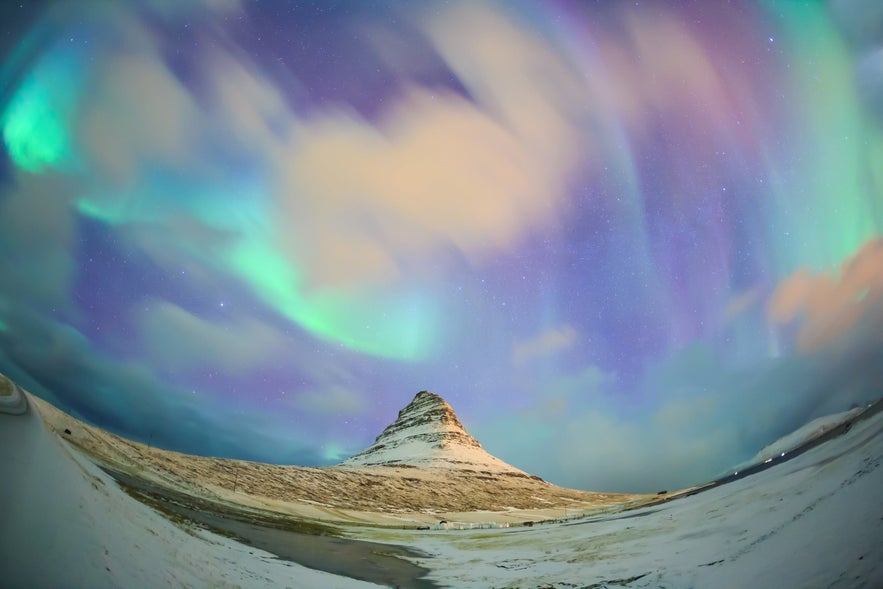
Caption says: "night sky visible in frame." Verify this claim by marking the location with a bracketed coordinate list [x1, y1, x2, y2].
[1, 0, 882, 493]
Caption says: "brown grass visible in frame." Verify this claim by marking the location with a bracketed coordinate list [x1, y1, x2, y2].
[29, 393, 647, 517]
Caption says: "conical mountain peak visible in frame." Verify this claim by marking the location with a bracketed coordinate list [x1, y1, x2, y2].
[340, 390, 526, 474]
[385, 390, 472, 442]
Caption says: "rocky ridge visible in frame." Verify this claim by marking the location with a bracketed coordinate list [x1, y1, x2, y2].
[340, 391, 527, 474]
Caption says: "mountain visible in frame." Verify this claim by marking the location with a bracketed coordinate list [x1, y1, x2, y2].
[28, 386, 643, 518]
[751, 406, 867, 464]
[340, 390, 527, 474]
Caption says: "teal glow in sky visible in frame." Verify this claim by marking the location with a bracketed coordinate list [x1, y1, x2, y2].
[0, 0, 881, 492]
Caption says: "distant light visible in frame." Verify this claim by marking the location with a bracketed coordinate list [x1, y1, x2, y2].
[768, 36, 774, 43]
[781, 452, 785, 457]
[764, 458, 772, 464]
[734, 471, 738, 476]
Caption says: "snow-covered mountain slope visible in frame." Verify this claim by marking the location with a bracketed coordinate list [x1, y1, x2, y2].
[340, 391, 528, 474]
[752, 406, 866, 464]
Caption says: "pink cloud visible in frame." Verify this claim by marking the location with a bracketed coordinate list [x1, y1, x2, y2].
[513, 325, 579, 367]
[769, 238, 883, 353]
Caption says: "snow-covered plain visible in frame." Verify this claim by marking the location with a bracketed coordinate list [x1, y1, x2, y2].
[2, 380, 882, 588]
[383, 404, 883, 588]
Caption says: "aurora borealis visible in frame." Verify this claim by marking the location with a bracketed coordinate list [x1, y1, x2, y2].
[1, 0, 882, 492]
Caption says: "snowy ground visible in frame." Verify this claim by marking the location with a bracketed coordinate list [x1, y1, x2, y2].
[3, 381, 882, 588]
[370, 404, 883, 588]
[0, 389, 379, 589]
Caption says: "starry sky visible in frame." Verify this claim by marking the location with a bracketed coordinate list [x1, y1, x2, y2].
[1, 0, 882, 493]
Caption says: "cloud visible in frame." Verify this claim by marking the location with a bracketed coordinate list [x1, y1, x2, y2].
[481, 304, 883, 493]
[585, 7, 766, 150]
[512, 325, 578, 366]
[78, 51, 199, 186]
[0, 305, 328, 463]
[477, 364, 737, 493]
[476, 379, 739, 493]
[830, 0, 883, 48]
[144, 0, 242, 16]
[293, 386, 369, 417]
[0, 307, 203, 441]
[138, 302, 289, 374]
[856, 47, 883, 125]
[769, 238, 883, 353]
[3, 3, 593, 355]
[723, 286, 763, 324]
[538, 399, 737, 494]
[204, 3, 588, 290]
[0, 172, 78, 309]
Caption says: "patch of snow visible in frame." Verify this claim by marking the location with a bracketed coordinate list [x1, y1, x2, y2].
[342, 436, 521, 471]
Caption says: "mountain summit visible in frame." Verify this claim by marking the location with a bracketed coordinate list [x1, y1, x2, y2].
[340, 390, 528, 474]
